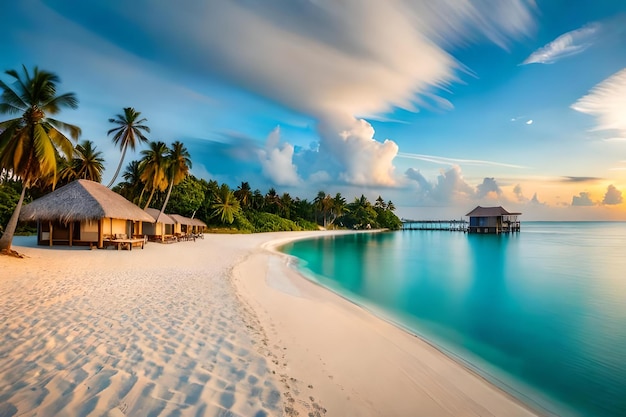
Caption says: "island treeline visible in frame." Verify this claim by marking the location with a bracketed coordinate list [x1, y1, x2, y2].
[0, 66, 401, 250]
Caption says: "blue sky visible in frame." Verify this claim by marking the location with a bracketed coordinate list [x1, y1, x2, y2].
[2, 0, 626, 220]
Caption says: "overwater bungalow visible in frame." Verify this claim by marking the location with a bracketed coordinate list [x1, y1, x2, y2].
[19, 179, 154, 248]
[465, 206, 521, 234]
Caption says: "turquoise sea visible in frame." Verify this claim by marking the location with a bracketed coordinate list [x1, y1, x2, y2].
[280, 222, 626, 417]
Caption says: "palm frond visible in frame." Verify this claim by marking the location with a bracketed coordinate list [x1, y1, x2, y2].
[0, 117, 23, 130]
[44, 92, 79, 113]
[33, 124, 57, 180]
[0, 125, 21, 166]
[0, 79, 27, 112]
[46, 127, 75, 160]
[47, 117, 81, 140]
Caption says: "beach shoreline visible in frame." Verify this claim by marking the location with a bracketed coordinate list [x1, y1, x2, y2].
[1, 232, 539, 416]
[234, 230, 540, 417]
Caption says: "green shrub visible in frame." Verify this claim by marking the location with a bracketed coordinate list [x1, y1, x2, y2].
[246, 211, 303, 232]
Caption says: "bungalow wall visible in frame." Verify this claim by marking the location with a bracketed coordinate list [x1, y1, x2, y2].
[103, 218, 130, 237]
[143, 222, 174, 236]
[468, 216, 502, 233]
[81, 220, 99, 241]
[38, 220, 97, 245]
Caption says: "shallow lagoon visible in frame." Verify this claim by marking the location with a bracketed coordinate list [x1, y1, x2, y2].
[281, 222, 626, 417]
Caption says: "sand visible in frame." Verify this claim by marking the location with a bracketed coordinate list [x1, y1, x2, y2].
[0, 232, 539, 417]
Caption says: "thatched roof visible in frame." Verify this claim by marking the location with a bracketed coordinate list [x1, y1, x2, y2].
[20, 180, 154, 224]
[191, 218, 207, 227]
[167, 214, 206, 227]
[144, 208, 175, 225]
[465, 206, 522, 217]
[168, 214, 196, 225]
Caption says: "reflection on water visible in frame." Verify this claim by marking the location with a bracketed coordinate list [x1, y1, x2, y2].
[282, 223, 626, 417]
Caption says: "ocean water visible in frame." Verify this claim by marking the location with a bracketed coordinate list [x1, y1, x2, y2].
[280, 222, 626, 417]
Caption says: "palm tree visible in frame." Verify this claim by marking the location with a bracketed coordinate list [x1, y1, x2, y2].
[374, 196, 387, 210]
[314, 191, 333, 228]
[212, 184, 240, 224]
[157, 141, 191, 222]
[0, 66, 80, 253]
[265, 187, 281, 214]
[139, 141, 169, 209]
[60, 140, 105, 182]
[330, 193, 347, 225]
[114, 159, 143, 203]
[106, 107, 149, 188]
[280, 192, 294, 219]
[234, 181, 252, 209]
[387, 200, 396, 212]
[251, 189, 264, 211]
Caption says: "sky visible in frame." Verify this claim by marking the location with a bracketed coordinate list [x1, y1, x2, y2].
[2, 0, 626, 220]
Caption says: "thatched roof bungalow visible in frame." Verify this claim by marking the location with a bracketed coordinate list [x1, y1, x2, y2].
[20, 179, 154, 248]
[465, 206, 521, 234]
[143, 208, 175, 241]
[168, 214, 206, 235]
[189, 217, 207, 232]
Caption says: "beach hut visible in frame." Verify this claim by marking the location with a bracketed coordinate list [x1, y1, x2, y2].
[143, 208, 175, 242]
[168, 214, 195, 236]
[19, 179, 154, 248]
[465, 206, 521, 234]
[167, 214, 206, 238]
[189, 217, 207, 234]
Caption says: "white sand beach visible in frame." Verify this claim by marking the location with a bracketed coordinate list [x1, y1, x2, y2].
[0, 232, 538, 417]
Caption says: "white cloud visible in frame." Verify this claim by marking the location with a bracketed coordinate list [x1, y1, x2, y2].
[308, 170, 332, 184]
[526, 119, 533, 125]
[405, 168, 433, 192]
[513, 183, 527, 202]
[530, 192, 546, 206]
[572, 69, 626, 136]
[476, 177, 502, 199]
[405, 165, 476, 203]
[571, 192, 595, 206]
[317, 115, 398, 186]
[522, 23, 599, 65]
[602, 184, 623, 205]
[258, 127, 301, 186]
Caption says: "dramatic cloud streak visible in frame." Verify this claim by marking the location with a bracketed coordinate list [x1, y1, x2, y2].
[397, 152, 526, 168]
[572, 68, 626, 137]
[522, 23, 599, 65]
[43, 0, 536, 187]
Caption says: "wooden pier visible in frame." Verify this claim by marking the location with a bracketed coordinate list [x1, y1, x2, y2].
[401, 219, 468, 231]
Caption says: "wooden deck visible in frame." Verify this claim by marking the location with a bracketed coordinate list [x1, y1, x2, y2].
[401, 220, 468, 231]
[104, 237, 145, 250]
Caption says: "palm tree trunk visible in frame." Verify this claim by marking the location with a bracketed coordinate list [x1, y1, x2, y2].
[137, 184, 147, 207]
[156, 180, 174, 223]
[143, 187, 156, 210]
[107, 143, 128, 188]
[0, 185, 27, 253]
